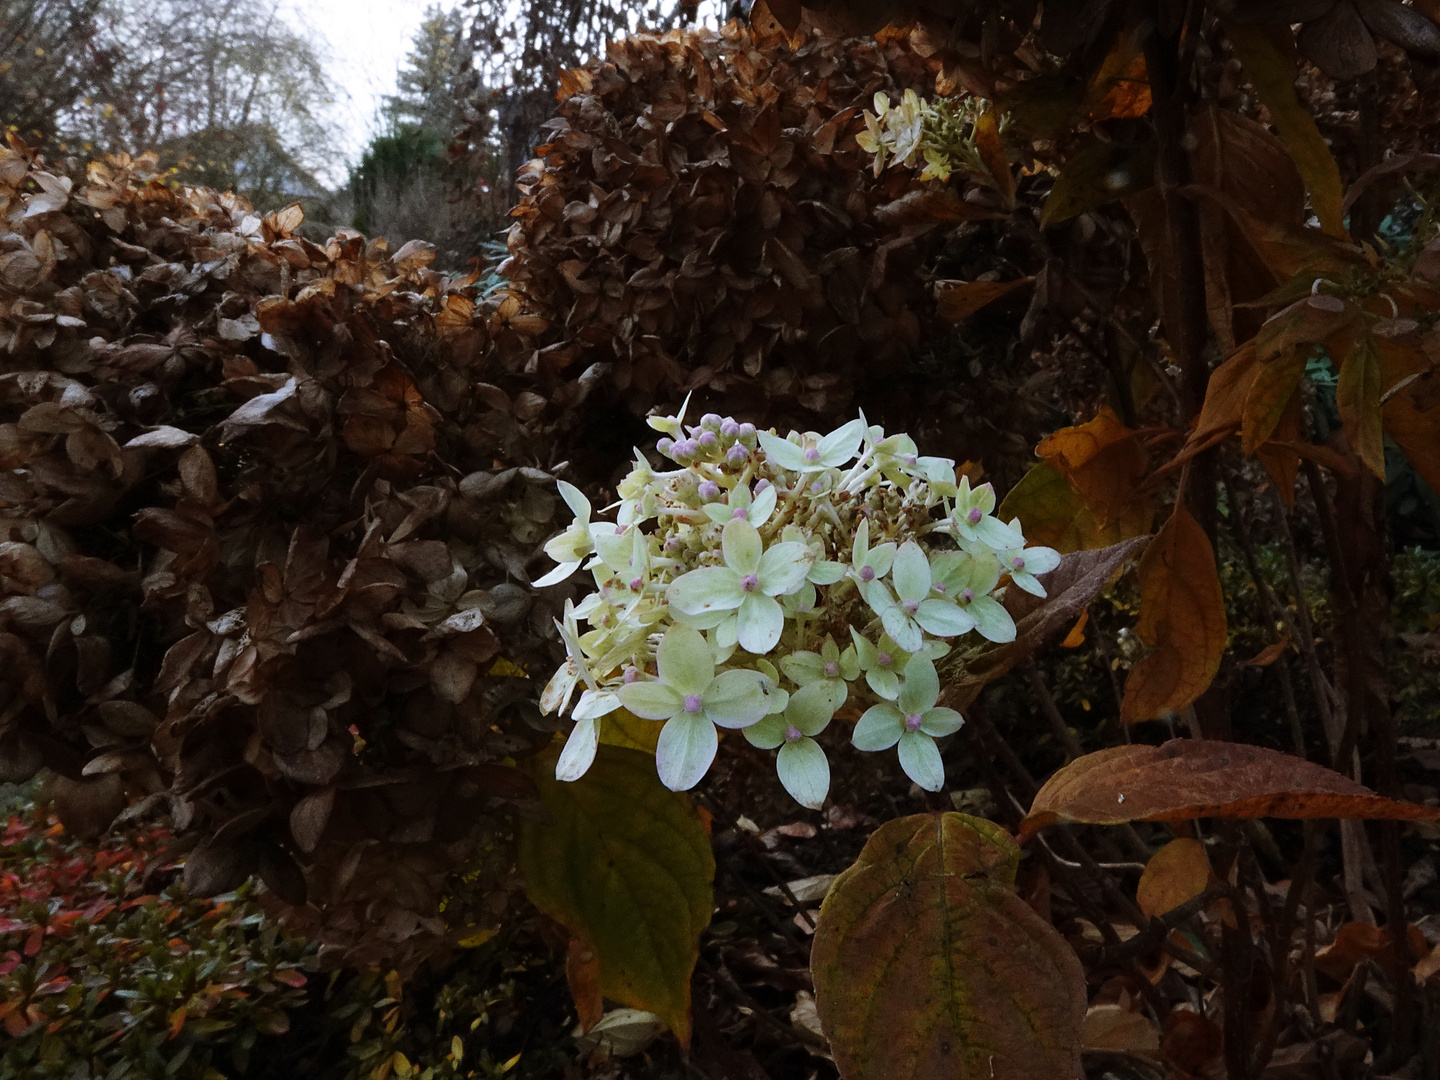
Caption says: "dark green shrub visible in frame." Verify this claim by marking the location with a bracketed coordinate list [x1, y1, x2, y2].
[0, 806, 314, 1079]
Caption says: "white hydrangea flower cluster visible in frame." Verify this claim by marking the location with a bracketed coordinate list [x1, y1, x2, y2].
[537, 401, 1060, 808]
[855, 90, 1000, 184]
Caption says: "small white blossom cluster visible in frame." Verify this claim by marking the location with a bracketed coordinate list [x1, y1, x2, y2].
[537, 402, 1060, 808]
[855, 90, 998, 184]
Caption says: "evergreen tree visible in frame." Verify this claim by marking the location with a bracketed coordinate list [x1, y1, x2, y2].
[349, 5, 485, 264]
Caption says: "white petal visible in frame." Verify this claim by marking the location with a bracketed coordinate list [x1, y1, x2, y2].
[817, 418, 865, 467]
[898, 731, 945, 792]
[656, 713, 719, 791]
[572, 689, 622, 722]
[555, 718, 600, 782]
[757, 541, 814, 596]
[667, 566, 745, 615]
[757, 430, 806, 471]
[532, 560, 581, 588]
[1011, 571, 1047, 597]
[968, 596, 1016, 643]
[852, 519, 871, 566]
[736, 593, 785, 655]
[722, 518, 763, 575]
[743, 714, 789, 750]
[975, 516, 1023, 550]
[920, 707, 965, 738]
[881, 606, 922, 654]
[852, 704, 904, 751]
[898, 654, 939, 715]
[891, 541, 931, 602]
[866, 543, 896, 578]
[657, 625, 715, 697]
[866, 667, 901, 701]
[777, 738, 831, 809]
[780, 651, 825, 685]
[849, 627, 878, 667]
[556, 480, 591, 522]
[703, 669, 769, 728]
[749, 484, 778, 528]
[785, 683, 837, 736]
[1024, 546, 1063, 575]
[862, 578, 897, 615]
[616, 680, 684, 720]
[915, 598, 975, 639]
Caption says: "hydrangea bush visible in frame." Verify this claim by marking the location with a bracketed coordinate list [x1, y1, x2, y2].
[538, 405, 1059, 807]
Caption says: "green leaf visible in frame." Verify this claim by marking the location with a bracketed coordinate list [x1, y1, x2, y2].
[519, 744, 714, 1045]
[1225, 22, 1346, 239]
[812, 814, 1085, 1080]
[1041, 136, 1155, 227]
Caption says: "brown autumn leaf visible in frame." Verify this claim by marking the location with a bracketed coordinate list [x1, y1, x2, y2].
[1136, 838, 1212, 918]
[1181, 341, 1259, 463]
[1313, 921, 1430, 981]
[1083, 1003, 1161, 1055]
[1416, 943, 1440, 984]
[945, 537, 1150, 708]
[1161, 1010, 1223, 1076]
[1224, 22, 1347, 239]
[1190, 106, 1307, 353]
[998, 462, 1102, 553]
[812, 813, 1085, 1080]
[1120, 504, 1226, 724]
[1254, 390, 1305, 508]
[935, 277, 1033, 321]
[1336, 334, 1386, 478]
[290, 787, 335, 854]
[1017, 739, 1440, 841]
[1184, 184, 1363, 283]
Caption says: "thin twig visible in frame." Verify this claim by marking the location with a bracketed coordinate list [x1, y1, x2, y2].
[1269, 484, 1343, 749]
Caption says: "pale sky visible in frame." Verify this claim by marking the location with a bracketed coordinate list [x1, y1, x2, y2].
[277, 0, 465, 182]
[283, 0, 729, 187]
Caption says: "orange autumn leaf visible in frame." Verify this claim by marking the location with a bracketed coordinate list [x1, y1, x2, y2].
[1119, 504, 1226, 724]
[1061, 610, 1089, 648]
[1136, 838, 1211, 919]
[1336, 334, 1387, 478]
[1035, 409, 1149, 530]
[1017, 740, 1440, 841]
[1244, 635, 1292, 667]
[1241, 348, 1308, 455]
[566, 935, 604, 1033]
[1374, 334, 1440, 496]
[1180, 341, 1260, 464]
[973, 109, 1015, 203]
